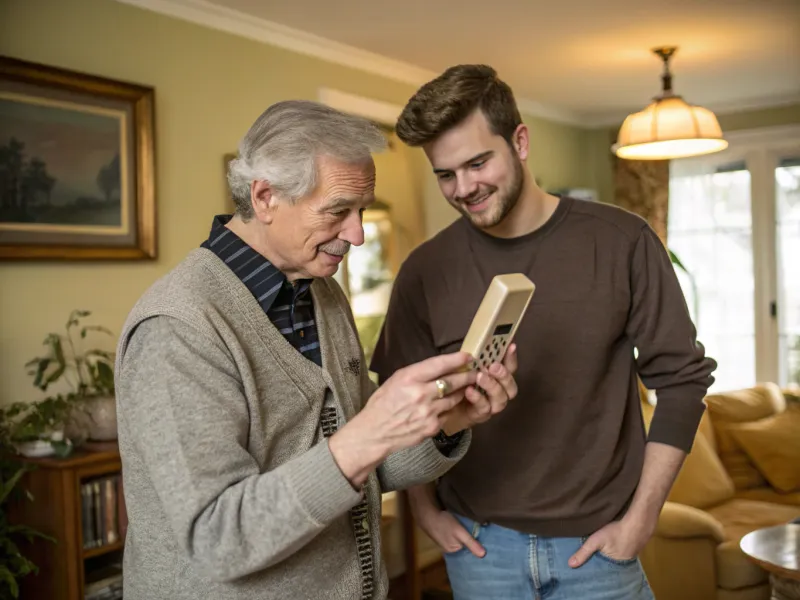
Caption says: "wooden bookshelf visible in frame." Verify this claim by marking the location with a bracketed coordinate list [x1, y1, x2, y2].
[7, 442, 126, 600]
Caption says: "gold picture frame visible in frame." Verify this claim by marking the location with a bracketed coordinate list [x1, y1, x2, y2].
[0, 56, 157, 260]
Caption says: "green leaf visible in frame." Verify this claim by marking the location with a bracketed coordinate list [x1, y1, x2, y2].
[50, 440, 73, 458]
[67, 310, 91, 329]
[0, 565, 20, 598]
[668, 249, 689, 274]
[49, 335, 65, 368]
[81, 325, 113, 338]
[95, 361, 114, 386]
[0, 467, 27, 505]
[43, 364, 66, 389]
[8, 525, 55, 544]
[30, 359, 50, 389]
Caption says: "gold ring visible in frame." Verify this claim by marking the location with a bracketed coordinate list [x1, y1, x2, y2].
[435, 378, 450, 399]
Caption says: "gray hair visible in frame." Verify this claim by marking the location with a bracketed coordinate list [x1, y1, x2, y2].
[227, 100, 388, 219]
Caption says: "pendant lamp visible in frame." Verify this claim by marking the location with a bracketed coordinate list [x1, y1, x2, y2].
[612, 47, 728, 160]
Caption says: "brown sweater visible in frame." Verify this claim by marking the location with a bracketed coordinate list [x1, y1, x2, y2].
[369, 196, 717, 537]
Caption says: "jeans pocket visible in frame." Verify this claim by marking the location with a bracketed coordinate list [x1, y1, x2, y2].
[445, 512, 482, 555]
[580, 536, 638, 566]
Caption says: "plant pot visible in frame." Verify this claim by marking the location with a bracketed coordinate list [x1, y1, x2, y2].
[15, 429, 68, 458]
[84, 395, 118, 441]
[16, 439, 56, 458]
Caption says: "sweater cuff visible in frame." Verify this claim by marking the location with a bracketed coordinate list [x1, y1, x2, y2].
[414, 429, 472, 476]
[286, 439, 362, 526]
[433, 429, 466, 456]
[647, 389, 706, 453]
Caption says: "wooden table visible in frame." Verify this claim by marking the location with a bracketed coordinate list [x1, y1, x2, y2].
[740, 524, 800, 600]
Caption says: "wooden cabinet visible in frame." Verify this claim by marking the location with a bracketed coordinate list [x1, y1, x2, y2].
[8, 442, 125, 600]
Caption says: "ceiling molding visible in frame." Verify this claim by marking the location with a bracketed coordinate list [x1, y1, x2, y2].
[722, 123, 800, 146]
[113, 0, 585, 127]
[114, 0, 435, 85]
[582, 92, 800, 129]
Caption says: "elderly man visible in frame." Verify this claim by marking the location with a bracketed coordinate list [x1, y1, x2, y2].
[114, 100, 518, 600]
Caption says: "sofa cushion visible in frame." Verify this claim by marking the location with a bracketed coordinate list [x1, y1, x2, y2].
[705, 383, 786, 421]
[715, 540, 768, 590]
[735, 487, 800, 507]
[706, 499, 800, 543]
[668, 431, 735, 509]
[728, 405, 800, 493]
[717, 587, 771, 600]
[704, 383, 785, 490]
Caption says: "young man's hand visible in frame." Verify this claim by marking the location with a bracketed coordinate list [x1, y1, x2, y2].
[568, 442, 685, 568]
[416, 507, 486, 558]
[440, 343, 519, 434]
[408, 483, 486, 558]
[568, 513, 656, 567]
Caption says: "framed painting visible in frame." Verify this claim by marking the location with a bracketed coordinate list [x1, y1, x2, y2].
[0, 56, 156, 259]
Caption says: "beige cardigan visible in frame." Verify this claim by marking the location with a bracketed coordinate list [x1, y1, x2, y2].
[114, 248, 470, 599]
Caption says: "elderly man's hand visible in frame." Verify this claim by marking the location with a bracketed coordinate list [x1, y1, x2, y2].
[329, 351, 476, 487]
[439, 343, 519, 435]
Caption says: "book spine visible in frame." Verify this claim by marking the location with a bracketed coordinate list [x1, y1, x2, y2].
[93, 481, 102, 548]
[104, 477, 118, 545]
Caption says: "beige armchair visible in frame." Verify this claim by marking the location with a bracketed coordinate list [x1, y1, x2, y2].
[640, 383, 800, 600]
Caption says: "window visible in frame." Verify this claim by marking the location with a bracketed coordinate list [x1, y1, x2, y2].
[776, 158, 800, 387]
[668, 162, 755, 391]
[668, 126, 800, 392]
[332, 206, 395, 373]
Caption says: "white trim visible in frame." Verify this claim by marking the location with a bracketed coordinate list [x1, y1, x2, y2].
[708, 93, 800, 117]
[114, 0, 434, 85]
[583, 96, 800, 129]
[749, 148, 780, 384]
[113, 0, 587, 126]
[317, 88, 402, 127]
[722, 124, 800, 147]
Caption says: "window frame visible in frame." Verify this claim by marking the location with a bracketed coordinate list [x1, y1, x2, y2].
[669, 124, 800, 386]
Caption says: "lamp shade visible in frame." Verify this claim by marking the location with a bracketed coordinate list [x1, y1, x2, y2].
[612, 95, 728, 160]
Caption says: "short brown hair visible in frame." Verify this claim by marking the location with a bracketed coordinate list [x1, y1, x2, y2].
[396, 64, 522, 147]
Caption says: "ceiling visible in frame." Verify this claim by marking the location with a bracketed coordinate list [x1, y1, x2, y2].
[125, 0, 800, 126]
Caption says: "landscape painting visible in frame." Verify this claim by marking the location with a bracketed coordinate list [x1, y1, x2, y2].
[0, 56, 156, 259]
[0, 95, 126, 233]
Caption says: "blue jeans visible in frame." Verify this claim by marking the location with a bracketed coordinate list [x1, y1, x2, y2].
[442, 513, 655, 600]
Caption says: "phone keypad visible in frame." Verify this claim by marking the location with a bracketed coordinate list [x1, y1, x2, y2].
[474, 335, 509, 370]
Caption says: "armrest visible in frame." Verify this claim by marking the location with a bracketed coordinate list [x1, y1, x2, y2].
[654, 502, 726, 544]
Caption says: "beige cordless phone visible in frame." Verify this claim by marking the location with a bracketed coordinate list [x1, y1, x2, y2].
[460, 273, 535, 372]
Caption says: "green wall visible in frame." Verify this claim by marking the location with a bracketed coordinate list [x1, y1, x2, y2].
[0, 0, 590, 404]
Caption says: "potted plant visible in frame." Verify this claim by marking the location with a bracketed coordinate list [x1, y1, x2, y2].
[0, 419, 56, 597]
[0, 398, 74, 458]
[25, 310, 117, 445]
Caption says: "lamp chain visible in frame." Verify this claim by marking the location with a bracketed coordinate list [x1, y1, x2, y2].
[652, 46, 677, 96]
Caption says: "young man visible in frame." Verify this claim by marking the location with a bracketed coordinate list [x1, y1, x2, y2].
[369, 65, 717, 599]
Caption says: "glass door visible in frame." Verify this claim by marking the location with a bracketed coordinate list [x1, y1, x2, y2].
[775, 157, 800, 387]
[669, 159, 756, 392]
